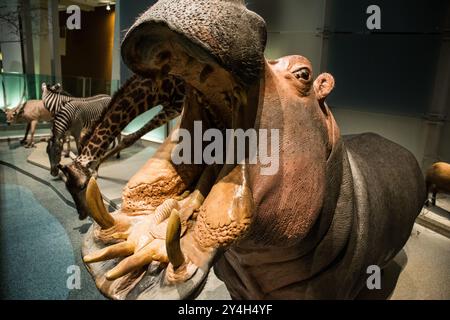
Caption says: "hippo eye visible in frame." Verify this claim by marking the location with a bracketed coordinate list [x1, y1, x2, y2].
[293, 68, 311, 81]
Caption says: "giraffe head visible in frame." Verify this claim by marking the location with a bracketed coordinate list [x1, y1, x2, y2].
[59, 162, 92, 219]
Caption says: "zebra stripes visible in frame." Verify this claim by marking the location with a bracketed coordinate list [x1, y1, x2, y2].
[52, 96, 112, 140]
[41, 83, 109, 115]
[42, 83, 112, 176]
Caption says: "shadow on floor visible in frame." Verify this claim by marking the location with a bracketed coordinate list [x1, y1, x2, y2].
[74, 222, 92, 235]
[7, 140, 26, 150]
[424, 204, 450, 219]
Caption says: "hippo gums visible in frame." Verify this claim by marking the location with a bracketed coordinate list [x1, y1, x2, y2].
[75, 0, 425, 299]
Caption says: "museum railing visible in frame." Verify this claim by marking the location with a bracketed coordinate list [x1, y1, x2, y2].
[0, 72, 168, 143]
[0, 72, 120, 109]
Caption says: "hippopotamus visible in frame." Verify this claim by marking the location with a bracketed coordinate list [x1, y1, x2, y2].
[79, 0, 425, 299]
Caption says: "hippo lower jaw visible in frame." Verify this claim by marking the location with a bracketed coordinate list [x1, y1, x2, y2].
[81, 33, 256, 299]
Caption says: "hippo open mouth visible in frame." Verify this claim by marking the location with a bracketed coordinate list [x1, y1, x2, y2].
[81, 0, 266, 299]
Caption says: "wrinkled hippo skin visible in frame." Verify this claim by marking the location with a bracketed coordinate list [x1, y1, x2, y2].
[215, 133, 425, 299]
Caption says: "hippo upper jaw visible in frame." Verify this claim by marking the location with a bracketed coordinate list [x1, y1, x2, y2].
[80, 1, 266, 300]
[121, 0, 267, 85]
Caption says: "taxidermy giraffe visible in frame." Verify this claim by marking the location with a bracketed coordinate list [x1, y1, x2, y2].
[59, 71, 187, 219]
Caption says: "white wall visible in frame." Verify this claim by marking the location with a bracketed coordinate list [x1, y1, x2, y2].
[251, 0, 327, 72]
[332, 108, 428, 164]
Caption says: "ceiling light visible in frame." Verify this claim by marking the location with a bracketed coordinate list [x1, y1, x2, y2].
[106, 4, 111, 11]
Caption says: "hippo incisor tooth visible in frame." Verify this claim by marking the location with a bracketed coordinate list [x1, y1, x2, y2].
[154, 199, 179, 225]
[86, 177, 115, 229]
[166, 209, 185, 269]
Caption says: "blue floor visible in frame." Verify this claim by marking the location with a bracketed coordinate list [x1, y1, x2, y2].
[0, 184, 75, 299]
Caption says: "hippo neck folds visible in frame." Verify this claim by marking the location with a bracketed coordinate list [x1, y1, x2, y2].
[76, 0, 349, 300]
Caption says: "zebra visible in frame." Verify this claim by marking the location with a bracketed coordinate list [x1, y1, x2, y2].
[41, 83, 114, 177]
[41, 83, 109, 115]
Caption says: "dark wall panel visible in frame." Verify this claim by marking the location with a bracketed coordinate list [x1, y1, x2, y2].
[325, 0, 449, 116]
[328, 0, 448, 33]
[326, 33, 441, 116]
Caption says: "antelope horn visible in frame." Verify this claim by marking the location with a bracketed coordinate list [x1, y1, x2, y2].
[166, 209, 185, 269]
[86, 177, 115, 229]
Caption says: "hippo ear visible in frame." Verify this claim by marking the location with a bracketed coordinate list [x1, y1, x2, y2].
[314, 73, 335, 103]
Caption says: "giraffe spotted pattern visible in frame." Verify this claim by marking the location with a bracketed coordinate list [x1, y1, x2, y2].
[77, 71, 186, 169]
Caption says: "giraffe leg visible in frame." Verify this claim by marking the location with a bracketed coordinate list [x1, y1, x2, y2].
[98, 108, 180, 166]
[116, 135, 121, 159]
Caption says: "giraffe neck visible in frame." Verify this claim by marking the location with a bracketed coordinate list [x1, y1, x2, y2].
[76, 73, 186, 170]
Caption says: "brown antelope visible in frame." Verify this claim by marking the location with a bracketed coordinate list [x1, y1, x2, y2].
[4, 100, 52, 148]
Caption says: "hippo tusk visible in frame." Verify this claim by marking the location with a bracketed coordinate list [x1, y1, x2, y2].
[86, 177, 115, 229]
[166, 209, 185, 269]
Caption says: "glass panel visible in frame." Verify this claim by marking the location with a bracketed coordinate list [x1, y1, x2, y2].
[0, 73, 26, 108]
[122, 105, 167, 144]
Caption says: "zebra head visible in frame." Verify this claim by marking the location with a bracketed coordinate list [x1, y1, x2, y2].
[41, 83, 65, 111]
[46, 136, 64, 177]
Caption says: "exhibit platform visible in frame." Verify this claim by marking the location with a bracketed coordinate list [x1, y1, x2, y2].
[0, 140, 231, 300]
[0, 140, 449, 299]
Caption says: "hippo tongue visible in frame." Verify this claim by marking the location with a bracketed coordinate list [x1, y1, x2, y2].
[166, 162, 253, 287]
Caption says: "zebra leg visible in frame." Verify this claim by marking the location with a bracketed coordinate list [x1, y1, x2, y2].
[65, 136, 71, 158]
[21, 122, 31, 145]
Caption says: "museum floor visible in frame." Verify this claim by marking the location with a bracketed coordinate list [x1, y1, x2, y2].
[0, 139, 449, 300]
